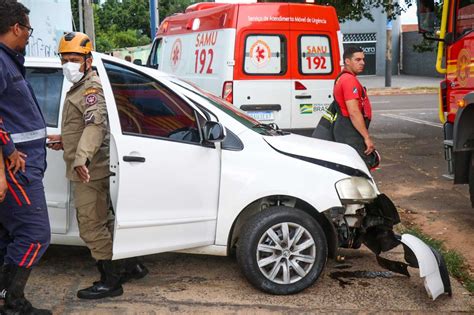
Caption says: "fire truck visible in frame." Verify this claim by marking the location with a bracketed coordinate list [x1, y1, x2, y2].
[417, 0, 474, 207]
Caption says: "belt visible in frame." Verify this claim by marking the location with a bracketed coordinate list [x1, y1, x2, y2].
[10, 128, 47, 143]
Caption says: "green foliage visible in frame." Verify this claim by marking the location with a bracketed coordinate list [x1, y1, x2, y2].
[162, 0, 418, 22]
[159, 0, 197, 23]
[95, 26, 150, 52]
[413, 37, 438, 53]
[96, 0, 150, 37]
[314, 0, 415, 21]
[70, 0, 152, 52]
[94, 0, 151, 52]
[70, 0, 437, 52]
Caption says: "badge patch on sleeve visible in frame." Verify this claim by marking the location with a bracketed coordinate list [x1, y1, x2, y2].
[84, 112, 95, 125]
[353, 87, 358, 95]
[84, 88, 99, 107]
[85, 94, 98, 106]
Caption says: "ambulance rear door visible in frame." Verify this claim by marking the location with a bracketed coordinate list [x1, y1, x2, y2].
[159, 29, 236, 98]
[233, 31, 292, 129]
[290, 31, 336, 130]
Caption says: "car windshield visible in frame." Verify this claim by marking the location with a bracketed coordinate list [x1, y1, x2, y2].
[167, 78, 286, 136]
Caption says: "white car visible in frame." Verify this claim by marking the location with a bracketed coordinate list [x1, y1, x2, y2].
[25, 53, 451, 300]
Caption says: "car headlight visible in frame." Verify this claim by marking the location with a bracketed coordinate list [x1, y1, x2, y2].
[335, 177, 377, 204]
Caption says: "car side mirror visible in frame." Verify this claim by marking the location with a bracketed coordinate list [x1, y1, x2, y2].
[203, 121, 226, 143]
[133, 59, 143, 66]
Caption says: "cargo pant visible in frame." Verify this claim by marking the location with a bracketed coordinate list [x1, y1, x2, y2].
[333, 115, 373, 167]
[73, 177, 114, 260]
[0, 167, 50, 267]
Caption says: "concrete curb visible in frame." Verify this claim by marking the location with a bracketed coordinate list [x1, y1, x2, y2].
[367, 87, 438, 96]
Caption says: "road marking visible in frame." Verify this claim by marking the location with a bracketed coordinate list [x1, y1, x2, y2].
[373, 108, 437, 113]
[381, 113, 443, 128]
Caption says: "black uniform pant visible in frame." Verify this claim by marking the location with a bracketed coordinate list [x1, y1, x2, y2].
[333, 115, 372, 167]
[0, 167, 50, 267]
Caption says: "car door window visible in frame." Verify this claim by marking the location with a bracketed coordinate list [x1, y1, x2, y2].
[26, 67, 63, 127]
[103, 61, 202, 144]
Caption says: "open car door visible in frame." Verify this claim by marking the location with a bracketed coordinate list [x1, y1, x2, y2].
[93, 53, 221, 259]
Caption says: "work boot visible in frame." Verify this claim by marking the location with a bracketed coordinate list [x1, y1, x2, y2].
[4, 266, 51, 315]
[92, 260, 106, 286]
[119, 258, 148, 284]
[0, 264, 13, 299]
[77, 260, 123, 299]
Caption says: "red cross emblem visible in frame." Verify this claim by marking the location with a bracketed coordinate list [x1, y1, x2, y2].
[249, 40, 271, 67]
[170, 39, 182, 71]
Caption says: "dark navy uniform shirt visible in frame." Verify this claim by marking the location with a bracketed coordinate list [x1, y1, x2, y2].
[0, 43, 47, 177]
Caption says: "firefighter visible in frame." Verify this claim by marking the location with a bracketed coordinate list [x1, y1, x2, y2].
[0, 0, 51, 313]
[333, 46, 376, 168]
[47, 32, 147, 300]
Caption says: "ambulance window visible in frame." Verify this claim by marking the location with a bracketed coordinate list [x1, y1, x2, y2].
[26, 67, 63, 128]
[243, 35, 286, 75]
[104, 61, 202, 144]
[147, 38, 162, 69]
[299, 35, 333, 75]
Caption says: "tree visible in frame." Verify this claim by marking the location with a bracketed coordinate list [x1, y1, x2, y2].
[159, 0, 196, 23]
[71, 0, 430, 52]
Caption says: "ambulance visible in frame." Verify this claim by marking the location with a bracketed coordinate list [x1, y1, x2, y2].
[146, 0, 343, 131]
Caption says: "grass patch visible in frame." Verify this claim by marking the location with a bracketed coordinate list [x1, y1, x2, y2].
[401, 226, 474, 293]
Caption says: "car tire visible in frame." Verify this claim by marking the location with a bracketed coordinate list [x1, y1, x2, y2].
[236, 206, 327, 295]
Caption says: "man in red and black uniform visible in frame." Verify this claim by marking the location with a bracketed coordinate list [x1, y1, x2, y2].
[0, 1, 51, 314]
[333, 46, 375, 167]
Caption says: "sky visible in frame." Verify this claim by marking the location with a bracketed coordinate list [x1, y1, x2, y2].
[401, 2, 418, 24]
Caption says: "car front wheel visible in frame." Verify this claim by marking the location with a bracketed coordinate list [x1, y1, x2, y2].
[236, 206, 327, 295]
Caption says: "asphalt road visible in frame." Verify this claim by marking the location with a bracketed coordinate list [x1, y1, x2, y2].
[22, 94, 474, 314]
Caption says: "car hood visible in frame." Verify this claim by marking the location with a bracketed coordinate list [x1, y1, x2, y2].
[263, 134, 371, 178]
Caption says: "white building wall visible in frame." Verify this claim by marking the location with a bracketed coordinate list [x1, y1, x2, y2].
[340, 6, 401, 76]
[19, 0, 73, 57]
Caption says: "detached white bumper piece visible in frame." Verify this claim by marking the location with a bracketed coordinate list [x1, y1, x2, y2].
[400, 234, 452, 300]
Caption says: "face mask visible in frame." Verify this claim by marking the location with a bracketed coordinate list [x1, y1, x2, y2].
[62, 62, 84, 83]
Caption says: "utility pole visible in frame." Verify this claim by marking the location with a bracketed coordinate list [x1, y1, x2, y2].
[150, 0, 159, 40]
[385, 10, 392, 87]
[78, 0, 84, 32]
[83, 0, 96, 48]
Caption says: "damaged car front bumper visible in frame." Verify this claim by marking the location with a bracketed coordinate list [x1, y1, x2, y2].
[333, 193, 452, 300]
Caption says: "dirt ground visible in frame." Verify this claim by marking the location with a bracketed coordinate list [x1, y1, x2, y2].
[24, 245, 474, 313]
[373, 135, 474, 275]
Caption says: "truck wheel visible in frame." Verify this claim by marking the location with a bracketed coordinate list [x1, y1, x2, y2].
[236, 206, 327, 295]
[469, 153, 474, 208]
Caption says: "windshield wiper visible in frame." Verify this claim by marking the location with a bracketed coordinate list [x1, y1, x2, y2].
[252, 123, 290, 135]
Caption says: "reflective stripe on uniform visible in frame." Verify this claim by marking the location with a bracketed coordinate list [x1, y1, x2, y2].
[10, 128, 47, 143]
[322, 111, 337, 122]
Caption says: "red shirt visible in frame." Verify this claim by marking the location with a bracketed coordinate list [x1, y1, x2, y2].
[333, 70, 372, 120]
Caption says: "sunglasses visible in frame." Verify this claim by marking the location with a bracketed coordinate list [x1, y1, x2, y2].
[18, 23, 34, 37]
